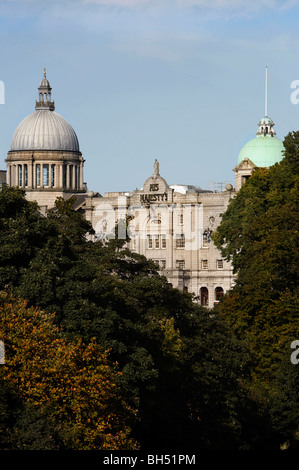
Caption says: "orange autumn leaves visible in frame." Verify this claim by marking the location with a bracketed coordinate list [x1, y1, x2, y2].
[0, 291, 138, 450]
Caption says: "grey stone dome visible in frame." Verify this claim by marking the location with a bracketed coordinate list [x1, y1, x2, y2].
[10, 109, 80, 152]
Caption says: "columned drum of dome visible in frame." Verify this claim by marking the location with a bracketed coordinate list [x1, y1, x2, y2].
[6, 70, 85, 210]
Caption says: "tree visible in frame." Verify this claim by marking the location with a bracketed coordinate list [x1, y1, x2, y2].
[0, 187, 273, 449]
[0, 372, 61, 450]
[0, 291, 137, 450]
[212, 131, 299, 447]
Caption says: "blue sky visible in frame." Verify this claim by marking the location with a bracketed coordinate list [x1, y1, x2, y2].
[1, 0, 299, 193]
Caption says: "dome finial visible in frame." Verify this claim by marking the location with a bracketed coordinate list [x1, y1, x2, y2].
[265, 65, 268, 117]
[256, 67, 276, 137]
[44, 67, 46, 77]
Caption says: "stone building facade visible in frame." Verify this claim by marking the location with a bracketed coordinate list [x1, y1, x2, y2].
[3, 71, 285, 306]
[82, 159, 235, 307]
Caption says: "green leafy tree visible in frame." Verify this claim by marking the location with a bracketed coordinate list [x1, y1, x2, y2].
[0, 291, 137, 450]
[0, 187, 274, 450]
[212, 131, 299, 447]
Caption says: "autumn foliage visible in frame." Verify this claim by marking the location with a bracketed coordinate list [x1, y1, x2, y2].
[0, 291, 138, 450]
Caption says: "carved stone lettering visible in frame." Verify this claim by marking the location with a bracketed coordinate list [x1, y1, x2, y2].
[140, 192, 168, 204]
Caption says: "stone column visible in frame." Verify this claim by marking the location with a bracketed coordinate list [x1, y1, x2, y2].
[21, 164, 25, 187]
[72, 165, 76, 190]
[79, 162, 83, 190]
[59, 164, 63, 189]
[13, 165, 17, 186]
[6, 165, 10, 186]
[28, 163, 33, 188]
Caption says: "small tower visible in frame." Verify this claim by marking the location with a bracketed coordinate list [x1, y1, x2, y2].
[35, 68, 55, 111]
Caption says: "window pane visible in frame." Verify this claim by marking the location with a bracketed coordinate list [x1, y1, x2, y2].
[63, 166, 67, 188]
[36, 164, 40, 186]
[43, 164, 49, 186]
[215, 287, 224, 301]
[24, 165, 28, 186]
[202, 260, 208, 270]
[176, 234, 185, 248]
[75, 165, 78, 189]
[69, 165, 73, 188]
[51, 165, 55, 187]
[200, 287, 209, 306]
[176, 260, 185, 269]
[217, 259, 223, 269]
[155, 235, 159, 249]
[147, 235, 153, 249]
[18, 165, 22, 187]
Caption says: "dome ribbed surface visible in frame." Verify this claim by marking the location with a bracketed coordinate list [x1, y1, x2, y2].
[10, 110, 79, 152]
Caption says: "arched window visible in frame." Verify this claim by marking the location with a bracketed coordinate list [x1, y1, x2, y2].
[200, 287, 209, 306]
[215, 286, 224, 302]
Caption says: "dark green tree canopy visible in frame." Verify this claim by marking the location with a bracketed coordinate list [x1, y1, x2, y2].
[0, 184, 277, 450]
[212, 131, 299, 449]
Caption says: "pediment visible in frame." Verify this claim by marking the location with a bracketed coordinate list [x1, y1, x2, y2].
[233, 158, 256, 172]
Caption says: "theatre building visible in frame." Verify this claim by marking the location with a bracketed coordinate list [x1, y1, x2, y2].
[3, 71, 285, 307]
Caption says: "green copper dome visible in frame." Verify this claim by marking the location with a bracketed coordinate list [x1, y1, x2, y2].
[237, 116, 285, 167]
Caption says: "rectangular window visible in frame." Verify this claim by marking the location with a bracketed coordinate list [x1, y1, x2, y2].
[217, 259, 224, 269]
[147, 235, 153, 249]
[75, 165, 78, 189]
[69, 165, 73, 189]
[24, 164, 28, 186]
[202, 260, 208, 270]
[36, 164, 41, 186]
[176, 260, 185, 269]
[63, 165, 67, 188]
[160, 260, 166, 269]
[176, 234, 185, 249]
[18, 165, 22, 187]
[51, 165, 55, 187]
[154, 234, 160, 249]
[161, 234, 166, 249]
[43, 164, 49, 186]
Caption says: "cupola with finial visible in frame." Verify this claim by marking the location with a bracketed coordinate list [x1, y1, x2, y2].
[35, 68, 55, 111]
